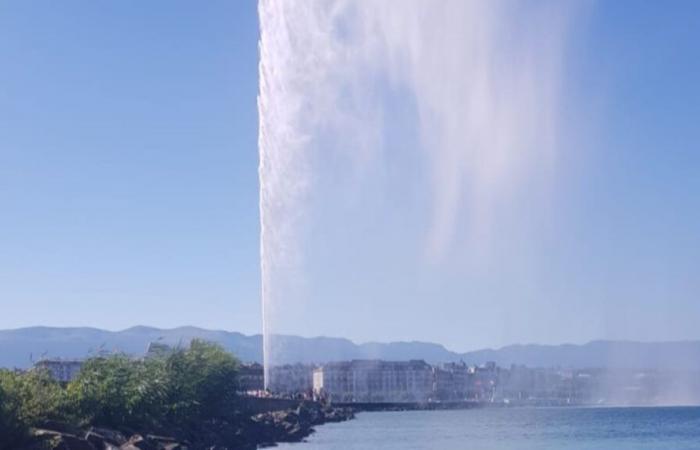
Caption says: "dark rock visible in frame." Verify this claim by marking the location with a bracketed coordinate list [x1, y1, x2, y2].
[33, 430, 96, 450]
[249, 402, 342, 444]
[84, 432, 105, 449]
[144, 434, 184, 450]
[86, 427, 128, 446]
[39, 421, 85, 437]
[322, 406, 355, 423]
[160, 443, 187, 450]
[120, 434, 156, 450]
[22, 401, 352, 450]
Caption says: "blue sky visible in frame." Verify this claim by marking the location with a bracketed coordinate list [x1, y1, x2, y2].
[1, 1, 698, 351]
[1, 1, 261, 334]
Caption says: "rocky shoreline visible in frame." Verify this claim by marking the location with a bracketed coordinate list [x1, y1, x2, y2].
[19, 403, 355, 450]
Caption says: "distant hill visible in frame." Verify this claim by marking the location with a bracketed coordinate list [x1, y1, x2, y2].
[1, 326, 699, 371]
[0, 326, 263, 369]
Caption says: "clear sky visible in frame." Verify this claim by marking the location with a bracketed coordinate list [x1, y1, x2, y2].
[1, 1, 698, 351]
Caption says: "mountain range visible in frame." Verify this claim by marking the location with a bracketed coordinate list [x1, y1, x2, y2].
[1, 326, 699, 371]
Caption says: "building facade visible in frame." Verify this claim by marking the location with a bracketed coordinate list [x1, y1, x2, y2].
[239, 362, 265, 392]
[313, 359, 433, 402]
[268, 363, 315, 395]
[433, 362, 470, 400]
[34, 359, 83, 383]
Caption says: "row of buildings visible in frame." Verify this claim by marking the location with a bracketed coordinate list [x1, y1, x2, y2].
[28, 356, 582, 405]
[30, 349, 700, 406]
[28, 342, 179, 383]
[253, 360, 700, 406]
[259, 360, 499, 403]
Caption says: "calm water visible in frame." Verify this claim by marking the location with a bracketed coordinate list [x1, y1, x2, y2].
[277, 407, 700, 450]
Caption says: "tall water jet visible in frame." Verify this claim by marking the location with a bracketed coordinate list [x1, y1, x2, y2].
[258, 0, 578, 387]
[258, 0, 319, 387]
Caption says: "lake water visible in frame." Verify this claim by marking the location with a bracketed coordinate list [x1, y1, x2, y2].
[277, 406, 700, 450]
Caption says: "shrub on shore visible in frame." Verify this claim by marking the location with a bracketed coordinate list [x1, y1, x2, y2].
[0, 372, 29, 448]
[0, 340, 241, 449]
[65, 354, 169, 430]
[0, 367, 65, 448]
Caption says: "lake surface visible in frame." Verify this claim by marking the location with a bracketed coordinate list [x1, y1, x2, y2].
[277, 406, 700, 449]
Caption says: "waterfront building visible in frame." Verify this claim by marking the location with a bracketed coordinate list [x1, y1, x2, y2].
[433, 362, 470, 400]
[466, 361, 499, 401]
[313, 359, 433, 403]
[239, 362, 265, 392]
[269, 363, 315, 395]
[34, 359, 83, 383]
[145, 341, 174, 358]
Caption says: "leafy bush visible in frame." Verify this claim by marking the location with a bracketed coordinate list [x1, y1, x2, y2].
[65, 354, 168, 429]
[64, 340, 240, 431]
[0, 340, 241, 445]
[0, 372, 28, 449]
[0, 368, 63, 423]
[0, 368, 63, 448]
[163, 339, 240, 427]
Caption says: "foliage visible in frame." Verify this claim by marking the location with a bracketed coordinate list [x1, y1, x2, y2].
[0, 339, 241, 445]
[0, 371, 28, 449]
[65, 340, 240, 430]
[64, 354, 168, 429]
[0, 368, 63, 448]
[164, 339, 241, 427]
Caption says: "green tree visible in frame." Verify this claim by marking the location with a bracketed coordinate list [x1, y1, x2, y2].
[0, 371, 27, 449]
[0, 368, 63, 426]
[64, 340, 240, 432]
[164, 339, 240, 428]
[65, 354, 168, 430]
[0, 368, 63, 449]
[0, 339, 242, 448]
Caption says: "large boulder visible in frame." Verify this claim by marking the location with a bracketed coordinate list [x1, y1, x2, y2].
[250, 406, 317, 443]
[32, 429, 96, 450]
[145, 434, 184, 450]
[120, 434, 156, 450]
[85, 427, 128, 449]
[322, 406, 355, 423]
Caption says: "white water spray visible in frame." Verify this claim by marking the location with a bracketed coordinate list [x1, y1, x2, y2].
[258, 0, 578, 387]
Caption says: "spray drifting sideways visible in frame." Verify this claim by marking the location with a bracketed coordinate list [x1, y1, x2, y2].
[258, 0, 577, 387]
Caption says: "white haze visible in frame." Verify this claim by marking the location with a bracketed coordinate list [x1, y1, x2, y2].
[258, 0, 580, 381]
